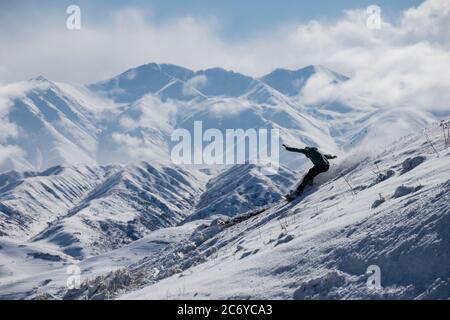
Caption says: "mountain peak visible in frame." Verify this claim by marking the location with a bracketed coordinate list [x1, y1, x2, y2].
[88, 63, 347, 102]
[260, 65, 348, 96]
[194, 68, 256, 97]
[29, 75, 52, 84]
[89, 62, 196, 103]
[118, 62, 195, 82]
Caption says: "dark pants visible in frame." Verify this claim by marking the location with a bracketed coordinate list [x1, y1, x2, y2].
[295, 164, 329, 194]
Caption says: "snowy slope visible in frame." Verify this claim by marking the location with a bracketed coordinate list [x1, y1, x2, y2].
[189, 164, 297, 220]
[89, 63, 195, 103]
[1, 63, 448, 300]
[30, 162, 206, 258]
[174, 95, 339, 169]
[1, 121, 448, 300]
[0, 164, 297, 299]
[0, 162, 206, 259]
[0, 221, 203, 299]
[3, 77, 100, 172]
[260, 65, 348, 97]
[0, 237, 76, 287]
[0, 165, 118, 240]
[114, 122, 450, 300]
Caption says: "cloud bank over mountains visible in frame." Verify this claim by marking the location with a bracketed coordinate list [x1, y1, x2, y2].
[1, 1, 449, 112]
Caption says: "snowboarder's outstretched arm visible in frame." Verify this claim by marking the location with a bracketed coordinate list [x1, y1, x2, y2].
[324, 154, 338, 160]
[282, 144, 306, 154]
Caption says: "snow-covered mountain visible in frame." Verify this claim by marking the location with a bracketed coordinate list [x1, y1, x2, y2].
[189, 164, 296, 221]
[0, 164, 117, 240]
[1, 120, 448, 300]
[0, 162, 206, 258]
[260, 65, 349, 97]
[1, 62, 441, 174]
[1, 62, 449, 300]
[1, 77, 99, 172]
[89, 63, 196, 103]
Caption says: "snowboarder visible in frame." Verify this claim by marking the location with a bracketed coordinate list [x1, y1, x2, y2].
[282, 144, 337, 201]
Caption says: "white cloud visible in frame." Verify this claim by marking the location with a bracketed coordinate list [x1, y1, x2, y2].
[111, 95, 177, 163]
[0, 82, 34, 142]
[0, 0, 449, 113]
[182, 75, 207, 97]
[0, 9, 227, 84]
[400, 0, 450, 45]
[112, 132, 142, 148]
[124, 70, 138, 81]
[0, 81, 54, 166]
[111, 132, 153, 161]
[118, 95, 177, 132]
[0, 82, 31, 165]
[0, 145, 25, 166]
[111, 131, 169, 163]
[296, 0, 450, 112]
[209, 99, 253, 118]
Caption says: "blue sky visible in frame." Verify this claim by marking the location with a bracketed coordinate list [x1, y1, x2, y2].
[107, 0, 424, 38]
[1, 0, 440, 84]
[3, 0, 424, 39]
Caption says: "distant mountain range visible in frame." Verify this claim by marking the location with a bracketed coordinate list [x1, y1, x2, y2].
[0, 161, 296, 258]
[0, 63, 439, 173]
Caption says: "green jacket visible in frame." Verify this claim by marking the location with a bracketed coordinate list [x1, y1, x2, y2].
[285, 146, 334, 166]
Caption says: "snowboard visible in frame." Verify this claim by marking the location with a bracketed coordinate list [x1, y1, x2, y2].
[284, 184, 317, 202]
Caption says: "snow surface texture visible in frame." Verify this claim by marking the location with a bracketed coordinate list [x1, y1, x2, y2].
[0, 162, 207, 259]
[0, 121, 449, 300]
[0, 63, 449, 300]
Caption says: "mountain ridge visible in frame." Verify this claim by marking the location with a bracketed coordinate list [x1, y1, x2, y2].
[2, 62, 443, 176]
[0, 120, 448, 299]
